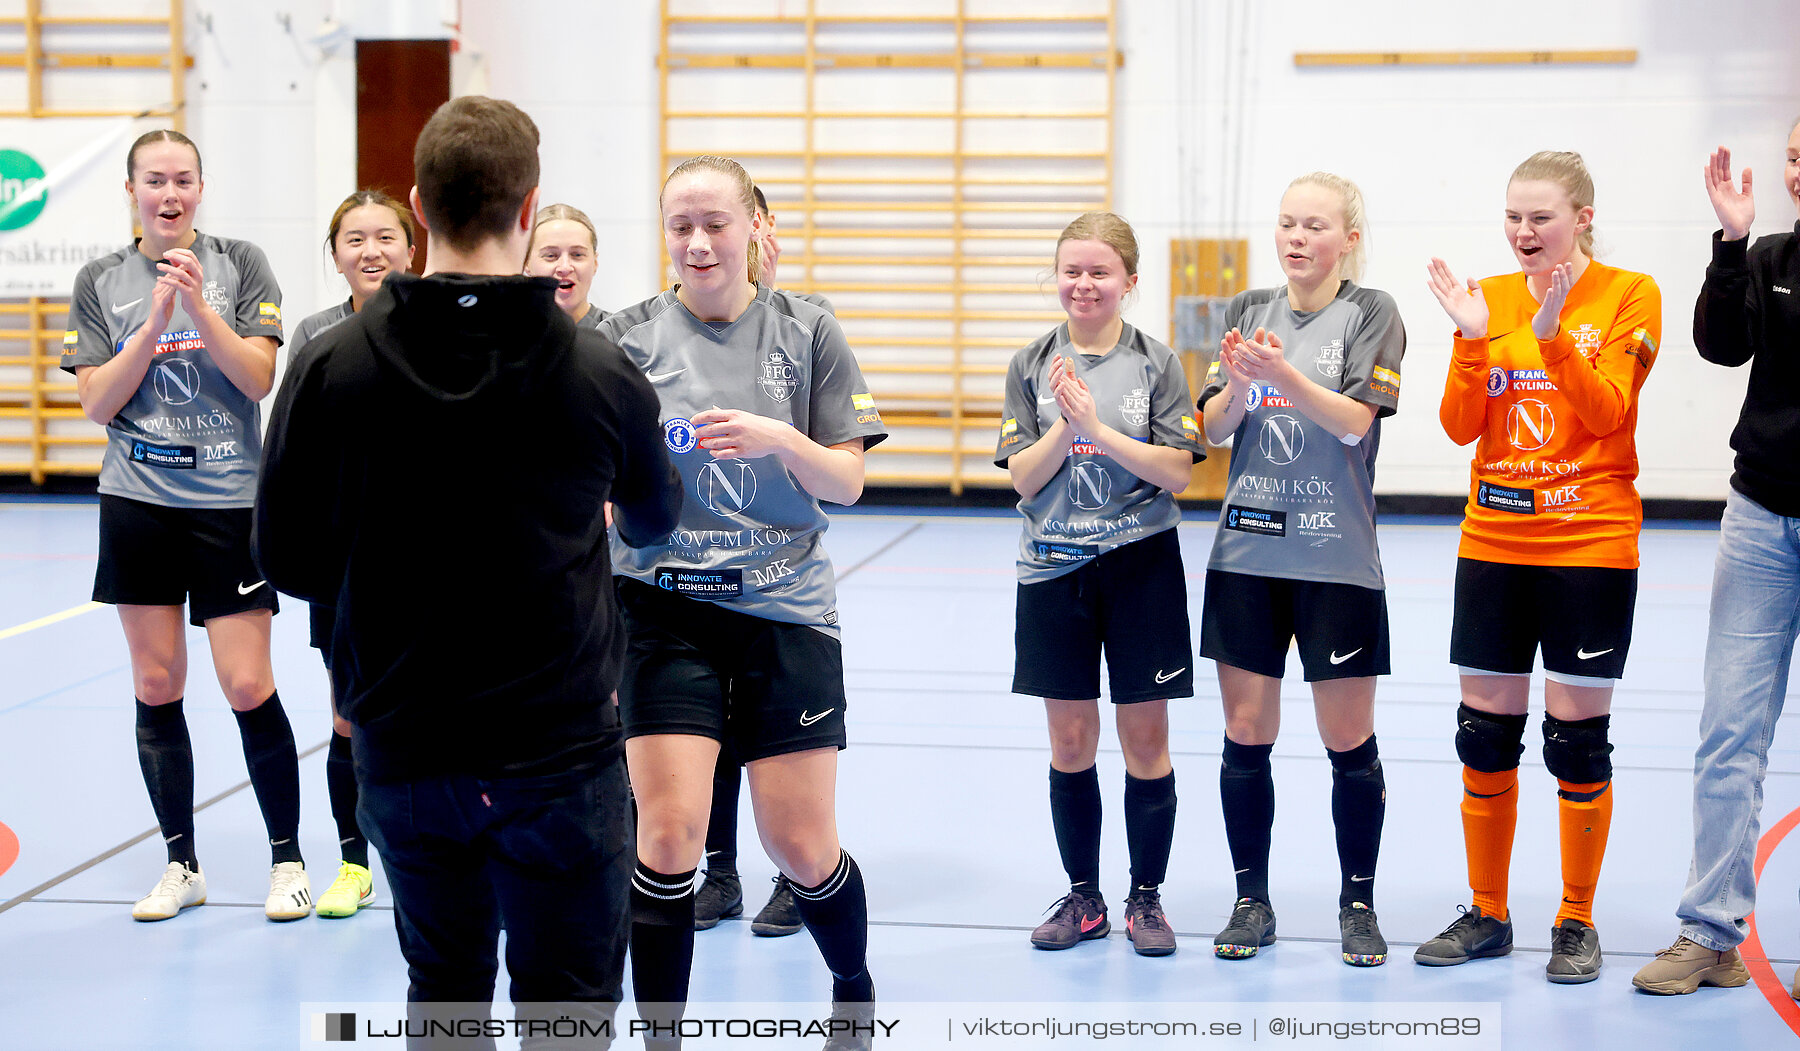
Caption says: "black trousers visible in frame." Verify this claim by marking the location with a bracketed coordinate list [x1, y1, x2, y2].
[359, 757, 632, 1050]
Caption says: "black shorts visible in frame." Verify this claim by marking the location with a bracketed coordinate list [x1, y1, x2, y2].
[1013, 527, 1195, 704]
[615, 577, 847, 762]
[309, 602, 336, 669]
[1200, 569, 1390, 681]
[1450, 558, 1636, 680]
[95, 494, 279, 627]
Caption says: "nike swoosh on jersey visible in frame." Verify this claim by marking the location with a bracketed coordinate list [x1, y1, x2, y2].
[1038, 395, 1058, 405]
[798, 708, 835, 727]
[1576, 647, 1614, 660]
[112, 298, 144, 315]
[646, 369, 688, 383]
[237, 580, 268, 595]
[1329, 648, 1363, 665]
[1154, 668, 1186, 684]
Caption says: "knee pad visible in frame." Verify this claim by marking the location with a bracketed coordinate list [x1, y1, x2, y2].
[1454, 704, 1527, 773]
[1327, 735, 1382, 781]
[1542, 713, 1612, 784]
[1221, 737, 1273, 774]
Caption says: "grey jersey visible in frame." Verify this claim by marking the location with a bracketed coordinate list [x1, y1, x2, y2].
[61, 234, 284, 508]
[1200, 281, 1405, 590]
[575, 303, 610, 331]
[289, 299, 353, 359]
[778, 288, 836, 315]
[996, 323, 1206, 584]
[597, 287, 887, 634]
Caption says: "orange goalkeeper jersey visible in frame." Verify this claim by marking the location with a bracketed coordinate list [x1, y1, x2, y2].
[1438, 261, 1661, 568]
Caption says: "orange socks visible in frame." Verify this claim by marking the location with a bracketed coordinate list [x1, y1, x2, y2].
[1460, 766, 1519, 921]
[1554, 779, 1613, 927]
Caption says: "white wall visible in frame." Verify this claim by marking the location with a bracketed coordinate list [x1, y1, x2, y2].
[170, 0, 1799, 499]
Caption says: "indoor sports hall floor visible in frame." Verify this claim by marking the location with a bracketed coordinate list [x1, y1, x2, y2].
[4, 497, 1800, 1049]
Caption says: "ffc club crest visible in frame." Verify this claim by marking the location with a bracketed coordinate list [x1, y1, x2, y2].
[1316, 339, 1345, 379]
[758, 349, 800, 403]
[1119, 388, 1150, 428]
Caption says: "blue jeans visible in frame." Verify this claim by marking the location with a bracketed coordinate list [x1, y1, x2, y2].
[1678, 488, 1800, 950]
[359, 757, 632, 1048]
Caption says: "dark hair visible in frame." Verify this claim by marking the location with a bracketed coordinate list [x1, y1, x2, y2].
[325, 189, 416, 253]
[412, 96, 540, 251]
[127, 129, 202, 180]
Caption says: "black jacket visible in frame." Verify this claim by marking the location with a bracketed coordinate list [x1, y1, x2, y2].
[255, 274, 679, 783]
[1696, 223, 1800, 515]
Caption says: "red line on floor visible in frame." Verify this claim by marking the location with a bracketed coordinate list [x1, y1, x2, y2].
[0, 821, 17, 879]
[1743, 804, 1800, 1035]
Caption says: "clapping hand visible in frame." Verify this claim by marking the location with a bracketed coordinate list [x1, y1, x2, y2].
[1426, 258, 1488, 340]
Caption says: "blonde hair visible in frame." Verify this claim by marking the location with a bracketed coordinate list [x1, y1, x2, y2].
[1055, 211, 1140, 275]
[530, 203, 597, 253]
[660, 155, 760, 285]
[1285, 171, 1368, 283]
[1510, 150, 1596, 257]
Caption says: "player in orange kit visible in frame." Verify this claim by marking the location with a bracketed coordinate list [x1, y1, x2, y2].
[1416, 151, 1660, 985]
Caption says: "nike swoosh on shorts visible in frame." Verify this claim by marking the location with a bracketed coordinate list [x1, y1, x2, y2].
[237, 580, 268, 595]
[1329, 648, 1362, 665]
[798, 708, 835, 727]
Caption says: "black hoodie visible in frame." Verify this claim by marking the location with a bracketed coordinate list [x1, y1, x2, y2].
[1696, 222, 1800, 516]
[255, 273, 680, 783]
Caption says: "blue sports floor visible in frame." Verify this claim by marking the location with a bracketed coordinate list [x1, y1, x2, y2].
[4, 498, 1800, 1049]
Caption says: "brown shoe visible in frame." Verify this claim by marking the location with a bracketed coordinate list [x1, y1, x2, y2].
[1631, 936, 1751, 994]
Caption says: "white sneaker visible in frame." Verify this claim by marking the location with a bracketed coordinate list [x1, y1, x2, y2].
[133, 862, 206, 921]
[265, 861, 313, 921]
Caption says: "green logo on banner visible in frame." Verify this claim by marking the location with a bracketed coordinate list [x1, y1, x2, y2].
[0, 149, 49, 231]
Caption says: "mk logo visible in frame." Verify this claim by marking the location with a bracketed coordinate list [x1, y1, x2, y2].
[1258, 414, 1305, 465]
[1298, 511, 1336, 530]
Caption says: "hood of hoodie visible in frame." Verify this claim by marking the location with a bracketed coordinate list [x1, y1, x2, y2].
[362, 272, 572, 403]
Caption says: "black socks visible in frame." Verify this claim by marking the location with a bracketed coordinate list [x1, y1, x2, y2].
[135, 698, 198, 868]
[789, 851, 874, 1003]
[1048, 765, 1102, 892]
[233, 692, 302, 866]
[631, 862, 697, 1010]
[1328, 735, 1385, 908]
[1123, 771, 1177, 890]
[704, 746, 741, 877]
[1220, 737, 1275, 904]
[325, 730, 368, 868]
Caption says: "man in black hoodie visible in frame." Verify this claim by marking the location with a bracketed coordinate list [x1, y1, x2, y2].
[255, 96, 679, 1042]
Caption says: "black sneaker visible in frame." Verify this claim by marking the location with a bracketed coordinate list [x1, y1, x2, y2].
[1339, 902, 1388, 966]
[1414, 905, 1513, 966]
[1123, 889, 1178, 957]
[1546, 918, 1602, 984]
[1029, 889, 1109, 949]
[1213, 897, 1277, 959]
[752, 876, 804, 937]
[693, 870, 743, 931]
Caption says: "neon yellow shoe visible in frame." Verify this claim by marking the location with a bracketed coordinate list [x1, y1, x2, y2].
[316, 861, 374, 918]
